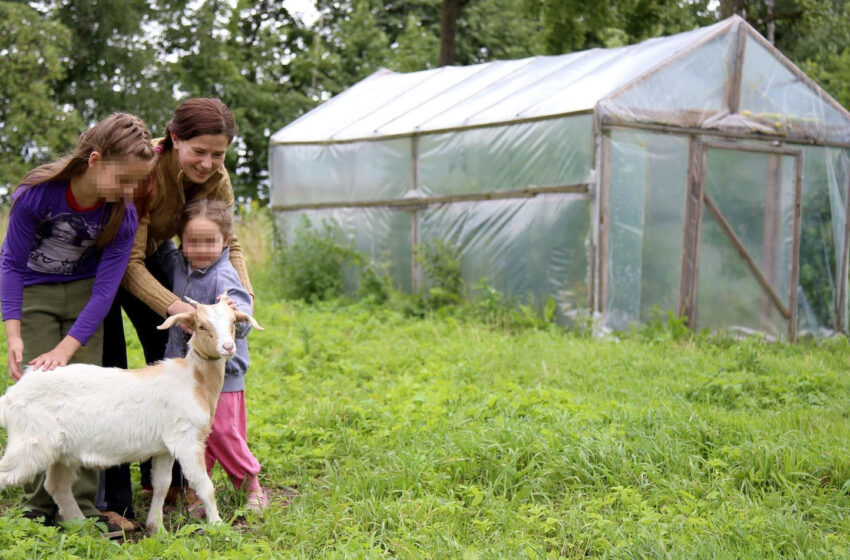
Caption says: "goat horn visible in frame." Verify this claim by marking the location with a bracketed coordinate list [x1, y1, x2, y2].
[185, 297, 201, 308]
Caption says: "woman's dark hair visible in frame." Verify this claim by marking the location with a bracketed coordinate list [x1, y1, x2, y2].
[160, 98, 237, 152]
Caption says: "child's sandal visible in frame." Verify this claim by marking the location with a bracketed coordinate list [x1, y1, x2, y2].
[246, 487, 268, 512]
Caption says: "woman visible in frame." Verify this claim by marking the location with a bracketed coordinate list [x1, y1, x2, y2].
[100, 98, 253, 528]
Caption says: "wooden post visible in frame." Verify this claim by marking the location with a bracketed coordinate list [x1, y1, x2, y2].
[762, 154, 780, 326]
[679, 137, 704, 326]
[727, 18, 747, 114]
[836, 174, 850, 332]
[788, 154, 803, 341]
[597, 132, 612, 314]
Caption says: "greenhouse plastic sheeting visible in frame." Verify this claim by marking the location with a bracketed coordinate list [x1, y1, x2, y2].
[606, 130, 689, 331]
[602, 29, 735, 128]
[270, 139, 412, 205]
[417, 115, 592, 196]
[274, 207, 413, 293]
[270, 20, 728, 144]
[798, 146, 850, 335]
[740, 36, 850, 144]
[418, 194, 590, 323]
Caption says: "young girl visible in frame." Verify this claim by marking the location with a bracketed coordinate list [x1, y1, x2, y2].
[1, 112, 155, 531]
[158, 198, 266, 512]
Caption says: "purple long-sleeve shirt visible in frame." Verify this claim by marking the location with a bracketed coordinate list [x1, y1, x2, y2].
[0, 180, 138, 345]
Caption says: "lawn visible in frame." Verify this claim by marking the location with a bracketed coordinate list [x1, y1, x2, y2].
[0, 209, 849, 558]
[1, 292, 850, 558]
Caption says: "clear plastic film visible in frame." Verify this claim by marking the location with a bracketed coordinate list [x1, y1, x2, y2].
[606, 130, 688, 331]
[417, 194, 591, 324]
[269, 140, 412, 206]
[417, 115, 592, 196]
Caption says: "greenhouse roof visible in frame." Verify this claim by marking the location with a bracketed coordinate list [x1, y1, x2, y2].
[271, 16, 850, 145]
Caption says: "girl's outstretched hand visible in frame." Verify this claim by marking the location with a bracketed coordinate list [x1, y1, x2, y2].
[28, 336, 80, 372]
[7, 336, 23, 381]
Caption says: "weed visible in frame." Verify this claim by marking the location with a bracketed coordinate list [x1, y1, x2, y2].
[277, 216, 356, 302]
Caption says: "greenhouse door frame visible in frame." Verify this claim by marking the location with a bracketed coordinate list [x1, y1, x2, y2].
[679, 138, 803, 341]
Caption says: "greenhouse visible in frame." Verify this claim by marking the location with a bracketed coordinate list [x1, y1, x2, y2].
[269, 15, 850, 341]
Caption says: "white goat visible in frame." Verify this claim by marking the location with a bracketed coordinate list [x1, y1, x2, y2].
[0, 293, 262, 532]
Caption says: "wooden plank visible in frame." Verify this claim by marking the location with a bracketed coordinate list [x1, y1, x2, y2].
[597, 133, 612, 313]
[602, 122, 850, 150]
[789, 154, 803, 341]
[727, 19, 747, 114]
[703, 192, 791, 319]
[701, 140, 800, 157]
[272, 183, 591, 212]
[679, 137, 704, 324]
[763, 154, 780, 328]
[837, 174, 850, 332]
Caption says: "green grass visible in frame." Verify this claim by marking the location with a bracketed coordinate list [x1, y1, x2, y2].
[1, 292, 850, 558]
[0, 210, 849, 557]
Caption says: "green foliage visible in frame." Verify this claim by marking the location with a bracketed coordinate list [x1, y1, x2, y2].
[4, 289, 850, 556]
[414, 238, 463, 306]
[278, 216, 356, 302]
[0, 2, 83, 194]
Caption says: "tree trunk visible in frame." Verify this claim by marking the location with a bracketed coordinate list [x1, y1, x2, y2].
[719, 0, 748, 20]
[438, 0, 459, 67]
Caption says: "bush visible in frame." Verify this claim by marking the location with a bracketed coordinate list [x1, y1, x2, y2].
[414, 238, 463, 308]
[278, 216, 356, 302]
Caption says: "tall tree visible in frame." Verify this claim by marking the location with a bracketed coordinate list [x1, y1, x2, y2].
[18, 0, 177, 130]
[161, 0, 314, 202]
[438, 0, 460, 66]
[0, 2, 82, 195]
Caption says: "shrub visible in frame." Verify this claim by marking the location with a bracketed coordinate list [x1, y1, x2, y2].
[414, 238, 463, 308]
[278, 216, 356, 302]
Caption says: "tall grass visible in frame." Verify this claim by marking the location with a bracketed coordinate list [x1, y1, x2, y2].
[0, 210, 848, 557]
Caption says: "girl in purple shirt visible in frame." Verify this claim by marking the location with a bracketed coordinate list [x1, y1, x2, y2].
[0, 113, 155, 532]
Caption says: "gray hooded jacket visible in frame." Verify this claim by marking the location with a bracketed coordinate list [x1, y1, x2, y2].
[160, 243, 253, 392]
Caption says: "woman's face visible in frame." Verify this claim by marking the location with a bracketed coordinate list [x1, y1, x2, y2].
[172, 133, 230, 184]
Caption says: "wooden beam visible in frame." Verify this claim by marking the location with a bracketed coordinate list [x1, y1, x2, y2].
[679, 137, 704, 325]
[703, 192, 790, 319]
[727, 19, 747, 114]
[598, 133, 612, 314]
[837, 174, 850, 332]
[272, 183, 591, 212]
[789, 154, 803, 341]
[602, 122, 850, 150]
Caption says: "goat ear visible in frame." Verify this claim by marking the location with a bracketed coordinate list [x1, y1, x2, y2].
[157, 312, 196, 330]
[218, 289, 230, 302]
[234, 311, 264, 331]
[185, 297, 201, 309]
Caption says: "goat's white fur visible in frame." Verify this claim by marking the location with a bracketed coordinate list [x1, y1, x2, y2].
[0, 292, 262, 532]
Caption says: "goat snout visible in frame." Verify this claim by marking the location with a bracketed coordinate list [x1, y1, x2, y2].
[220, 341, 235, 356]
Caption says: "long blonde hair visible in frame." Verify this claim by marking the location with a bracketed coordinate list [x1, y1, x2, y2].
[15, 113, 155, 249]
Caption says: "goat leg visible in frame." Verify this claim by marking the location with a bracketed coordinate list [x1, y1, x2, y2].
[44, 462, 85, 521]
[146, 453, 175, 533]
[173, 446, 221, 524]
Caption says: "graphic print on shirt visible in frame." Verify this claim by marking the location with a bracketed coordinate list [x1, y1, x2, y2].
[27, 212, 101, 274]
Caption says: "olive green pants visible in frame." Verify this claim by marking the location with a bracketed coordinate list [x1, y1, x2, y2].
[19, 280, 104, 518]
